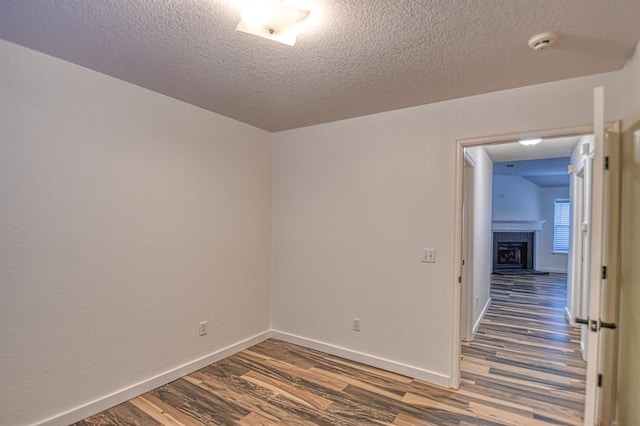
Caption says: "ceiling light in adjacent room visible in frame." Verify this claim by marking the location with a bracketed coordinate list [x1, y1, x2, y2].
[519, 138, 542, 146]
[237, 0, 311, 46]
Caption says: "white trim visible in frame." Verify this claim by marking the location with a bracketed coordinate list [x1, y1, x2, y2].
[30, 331, 271, 426]
[537, 267, 568, 273]
[450, 139, 465, 389]
[32, 328, 456, 425]
[472, 298, 492, 338]
[565, 306, 575, 326]
[460, 156, 475, 343]
[452, 124, 607, 394]
[584, 87, 606, 425]
[463, 149, 477, 167]
[492, 220, 546, 232]
[270, 330, 451, 388]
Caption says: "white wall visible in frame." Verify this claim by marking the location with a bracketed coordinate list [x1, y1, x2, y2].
[538, 187, 570, 272]
[272, 70, 624, 382]
[464, 147, 493, 333]
[0, 40, 272, 426]
[492, 175, 542, 220]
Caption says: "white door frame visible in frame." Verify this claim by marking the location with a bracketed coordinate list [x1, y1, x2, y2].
[460, 152, 476, 342]
[451, 124, 597, 389]
[583, 89, 622, 425]
[571, 160, 590, 360]
[599, 125, 621, 425]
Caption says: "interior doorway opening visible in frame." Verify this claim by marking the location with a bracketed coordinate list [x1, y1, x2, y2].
[451, 118, 622, 425]
[457, 132, 592, 345]
[452, 125, 604, 424]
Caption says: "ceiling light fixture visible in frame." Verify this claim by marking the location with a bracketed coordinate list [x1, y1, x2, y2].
[236, 0, 311, 46]
[519, 138, 542, 146]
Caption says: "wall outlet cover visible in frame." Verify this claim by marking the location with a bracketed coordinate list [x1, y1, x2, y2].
[199, 321, 208, 336]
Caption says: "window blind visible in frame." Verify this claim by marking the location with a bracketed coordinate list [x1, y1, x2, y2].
[554, 199, 570, 253]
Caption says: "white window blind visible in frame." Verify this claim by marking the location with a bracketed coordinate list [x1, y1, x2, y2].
[554, 199, 570, 253]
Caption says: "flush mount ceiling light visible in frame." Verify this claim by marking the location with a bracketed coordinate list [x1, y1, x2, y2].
[236, 0, 311, 46]
[519, 138, 543, 146]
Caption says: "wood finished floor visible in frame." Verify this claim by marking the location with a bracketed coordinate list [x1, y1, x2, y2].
[75, 273, 585, 426]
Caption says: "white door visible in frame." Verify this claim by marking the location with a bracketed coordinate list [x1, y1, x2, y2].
[582, 87, 621, 425]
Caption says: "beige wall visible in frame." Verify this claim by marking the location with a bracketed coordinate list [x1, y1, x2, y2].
[272, 70, 624, 383]
[618, 120, 640, 426]
[617, 40, 640, 425]
[0, 40, 272, 426]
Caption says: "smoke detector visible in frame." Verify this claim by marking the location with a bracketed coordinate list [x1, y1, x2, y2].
[528, 32, 558, 51]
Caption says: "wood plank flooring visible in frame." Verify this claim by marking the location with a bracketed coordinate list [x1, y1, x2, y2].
[75, 273, 585, 425]
[460, 273, 585, 426]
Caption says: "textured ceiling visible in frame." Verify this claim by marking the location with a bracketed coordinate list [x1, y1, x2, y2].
[1, 1, 639, 132]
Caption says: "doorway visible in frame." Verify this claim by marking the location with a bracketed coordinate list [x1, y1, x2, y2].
[451, 125, 598, 414]
[451, 121, 622, 425]
[460, 133, 589, 422]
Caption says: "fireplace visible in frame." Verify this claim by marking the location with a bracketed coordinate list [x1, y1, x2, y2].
[493, 232, 534, 272]
[496, 242, 527, 269]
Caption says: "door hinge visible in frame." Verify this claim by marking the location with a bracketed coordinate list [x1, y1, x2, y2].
[604, 156, 609, 170]
[598, 374, 603, 387]
[602, 266, 607, 280]
[458, 276, 462, 284]
[462, 259, 465, 266]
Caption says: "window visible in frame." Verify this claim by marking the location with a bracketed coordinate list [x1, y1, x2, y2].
[554, 199, 570, 253]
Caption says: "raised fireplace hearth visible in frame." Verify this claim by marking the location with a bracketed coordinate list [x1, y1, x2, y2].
[492, 232, 534, 272]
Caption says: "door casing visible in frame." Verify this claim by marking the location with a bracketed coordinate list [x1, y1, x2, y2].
[451, 124, 605, 388]
[452, 121, 621, 425]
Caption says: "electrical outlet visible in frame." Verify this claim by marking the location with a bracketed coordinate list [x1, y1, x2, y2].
[421, 248, 436, 263]
[199, 321, 208, 336]
[353, 318, 361, 332]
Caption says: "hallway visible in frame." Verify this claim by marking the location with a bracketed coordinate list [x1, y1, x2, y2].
[461, 273, 586, 425]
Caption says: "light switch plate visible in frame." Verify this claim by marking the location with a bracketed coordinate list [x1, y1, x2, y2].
[422, 248, 436, 263]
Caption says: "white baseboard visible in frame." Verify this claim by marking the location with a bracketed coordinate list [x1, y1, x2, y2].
[565, 306, 575, 326]
[32, 331, 271, 426]
[472, 297, 491, 338]
[270, 330, 450, 388]
[32, 329, 453, 425]
[537, 267, 568, 273]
